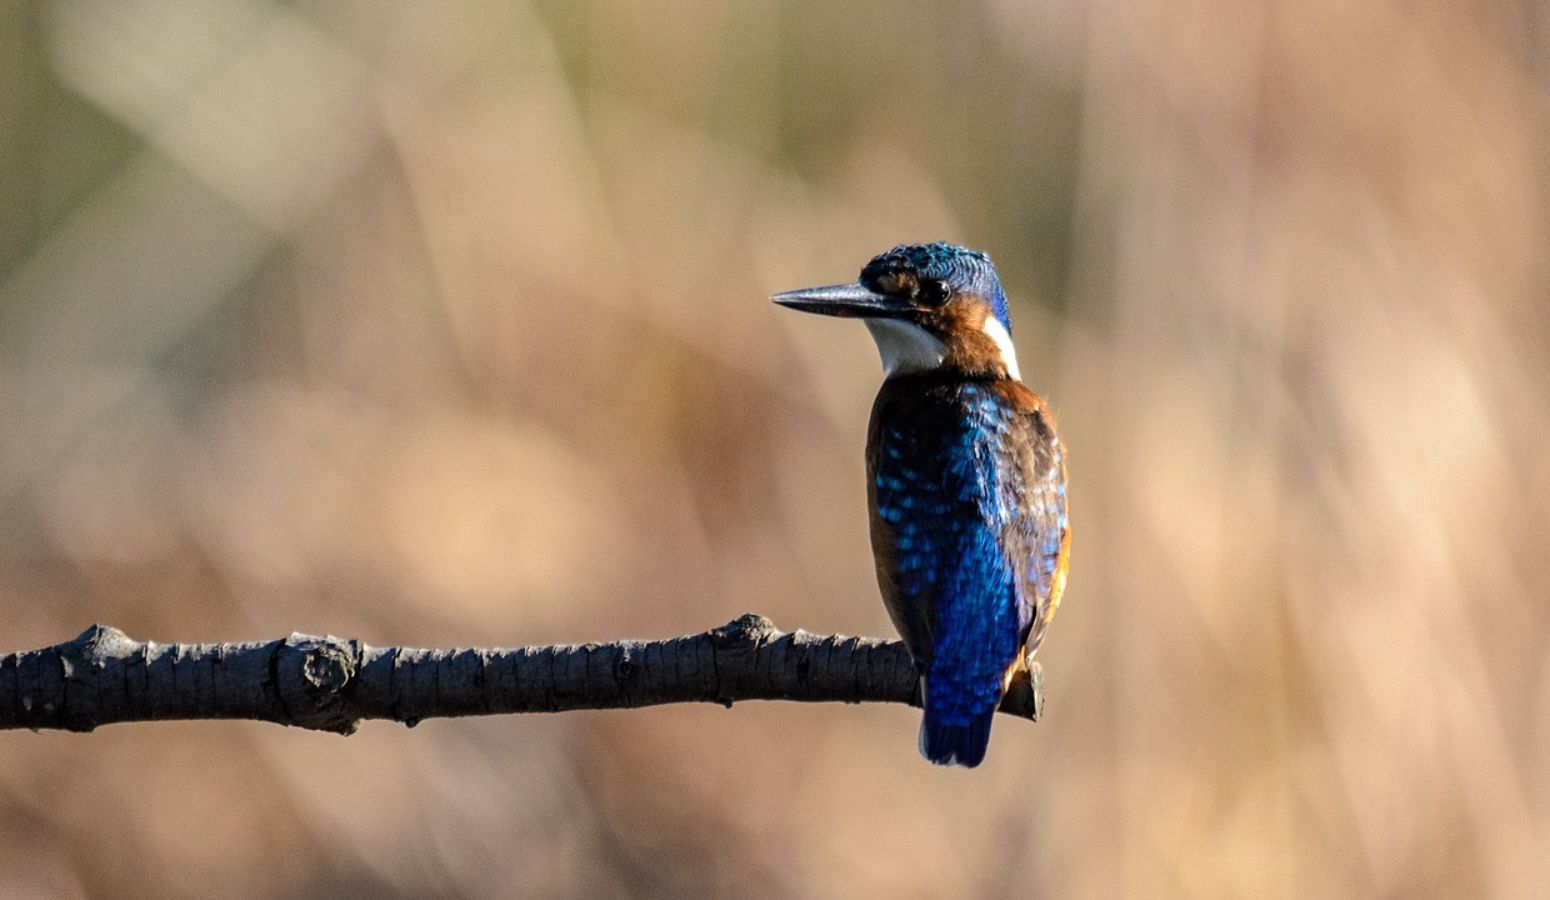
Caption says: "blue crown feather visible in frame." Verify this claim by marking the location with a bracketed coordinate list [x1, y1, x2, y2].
[861, 242, 1012, 331]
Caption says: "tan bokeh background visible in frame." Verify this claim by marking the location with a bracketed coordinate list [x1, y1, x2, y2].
[3, 1, 1548, 897]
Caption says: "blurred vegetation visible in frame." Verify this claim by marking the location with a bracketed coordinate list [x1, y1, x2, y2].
[2, 0, 1549, 897]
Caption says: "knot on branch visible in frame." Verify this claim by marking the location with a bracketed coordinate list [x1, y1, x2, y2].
[71, 623, 136, 665]
[276, 634, 360, 736]
[710, 613, 780, 650]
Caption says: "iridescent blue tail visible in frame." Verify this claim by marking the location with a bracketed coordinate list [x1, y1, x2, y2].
[918, 678, 996, 768]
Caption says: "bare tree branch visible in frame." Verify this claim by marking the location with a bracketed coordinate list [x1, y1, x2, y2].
[0, 614, 1042, 735]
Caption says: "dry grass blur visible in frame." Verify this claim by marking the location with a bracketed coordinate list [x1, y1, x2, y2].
[2, 0, 1548, 897]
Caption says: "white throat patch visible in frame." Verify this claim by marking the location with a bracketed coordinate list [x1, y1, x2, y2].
[982, 316, 1022, 381]
[864, 319, 947, 375]
[862, 316, 1023, 379]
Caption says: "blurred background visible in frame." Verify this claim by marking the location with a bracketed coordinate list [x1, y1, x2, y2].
[2, 0, 1548, 896]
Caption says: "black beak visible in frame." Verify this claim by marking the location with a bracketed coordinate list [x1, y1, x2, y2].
[771, 282, 907, 318]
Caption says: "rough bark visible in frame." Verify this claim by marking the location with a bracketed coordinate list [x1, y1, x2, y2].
[0, 614, 1042, 735]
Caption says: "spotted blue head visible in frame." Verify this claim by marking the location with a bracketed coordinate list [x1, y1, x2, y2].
[773, 242, 1021, 381]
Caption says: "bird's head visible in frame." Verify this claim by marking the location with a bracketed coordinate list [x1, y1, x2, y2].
[773, 242, 1020, 381]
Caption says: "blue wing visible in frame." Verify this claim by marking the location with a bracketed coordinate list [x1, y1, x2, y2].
[1009, 392, 1069, 659]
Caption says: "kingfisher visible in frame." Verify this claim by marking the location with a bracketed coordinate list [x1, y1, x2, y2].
[773, 243, 1069, 767]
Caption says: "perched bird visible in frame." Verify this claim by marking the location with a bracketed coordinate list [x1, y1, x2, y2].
[774, 243, 1069, 767]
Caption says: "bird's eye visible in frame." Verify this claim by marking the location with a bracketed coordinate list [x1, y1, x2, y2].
[919, 279, 951, 306]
